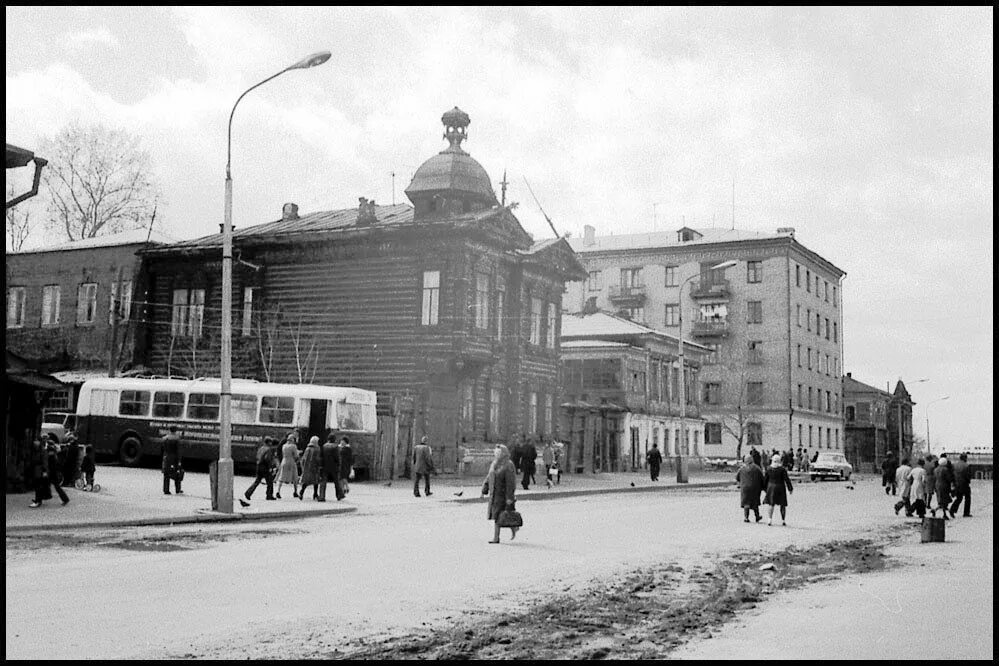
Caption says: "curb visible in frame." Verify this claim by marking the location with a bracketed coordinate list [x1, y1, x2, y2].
[449, 480, 733, 504]
[5, 505, 358, 534]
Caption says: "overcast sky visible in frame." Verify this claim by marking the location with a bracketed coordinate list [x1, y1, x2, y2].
[5, 6, 993, 449]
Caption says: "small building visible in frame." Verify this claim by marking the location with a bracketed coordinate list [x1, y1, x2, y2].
[559, 310, 711, 473]
[842, 374, 917, 471]
[136, 108, 586, 478]
[5, 230, 174, 410]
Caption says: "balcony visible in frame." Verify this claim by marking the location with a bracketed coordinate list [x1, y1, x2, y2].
[691, 278, 731, 300]
[691, 318, 731, 338]
[608, 284, 647, 306]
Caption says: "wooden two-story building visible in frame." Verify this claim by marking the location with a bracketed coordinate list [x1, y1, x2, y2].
[137, 107, 585, 477]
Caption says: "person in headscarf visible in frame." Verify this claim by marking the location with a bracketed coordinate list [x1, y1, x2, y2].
[735, 453, 765, 523]
[298, 436, 323, 501]
[763, 453, 794, 526]
[481, 444, 517, 544]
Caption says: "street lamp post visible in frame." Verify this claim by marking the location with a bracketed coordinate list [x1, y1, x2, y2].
[216, 50, 331, 513]
[676, 260, 737, 483]
[925, 396, 950, 456]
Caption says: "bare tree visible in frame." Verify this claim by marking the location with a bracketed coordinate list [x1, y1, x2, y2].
[711, 346, 761, 461]
[287, 313, 321, 384]
[39, 123, 161, 241]
[254, 305, 283, 382]
[5, 182, 36, 251]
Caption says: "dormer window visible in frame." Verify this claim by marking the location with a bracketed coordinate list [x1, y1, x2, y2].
[676, 226, 703, 243]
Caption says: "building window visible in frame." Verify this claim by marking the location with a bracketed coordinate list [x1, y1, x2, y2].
[825, 353, 830, 376]
[826, 390, 832, 413]
[546, 303, 557, 348]
[816, 312, 821, 336]
[818, 427, 823, 448]
[797, 384, 803, 408]
[808, 386, 814, 410]
[798, 424, 803, 447]
[833, 321, 838, 343]
[489, 388, 501, 435]
[747, 382, 764, 406]
[826, 427, 832, 449]
[495, 280, 505, 340]
[747, 422, 762, 448]
[241, 287, 256, 336]
[796, 304, 801, 327]
[528, 391, 538, 434]
[835, 429, 839, 449]
[824, 281, 829, 302]
[747, 260, 762, 283]
[421, 270, 440, 326]
[809, 425, 813, 447]
[807, 347, 812, 370]
[530, 297, 543, 345]
[664, 304, 679, 327]
[171, 288, 205, 338]
[806, 308, 812, 331]
[795, 264, 801, 287]
[705, 422, 722, 445]
[42, 285, 61, 326]
[748, 340, 763, 365]
[797, 344, 802, 367]
[621, 267, 643, 288]
[664, 265, 678, 287]
[109, 281, 132, 324]
[171, 289, 188, 336]
[587, 270, 601, 292]
[474, 272, 490, 330]
[833, 286, 838, 307]
[76, 282, 98, 325]
[825, 317, 830, 340]
[621, 306, 644, 323]
[815, 275, 821, 297]
[7, 287, 27, 328]
[461, 382, 474, 425]
[544, 394, 553, 435]
[747, 301, 762, 324]
[703, 382, 721, 405]
[805, 269, 811, 292]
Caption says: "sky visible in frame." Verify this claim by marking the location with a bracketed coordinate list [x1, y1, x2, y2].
[5, 6, 993, 449]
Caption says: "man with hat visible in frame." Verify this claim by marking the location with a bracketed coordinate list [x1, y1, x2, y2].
[413, 435, 435, 497]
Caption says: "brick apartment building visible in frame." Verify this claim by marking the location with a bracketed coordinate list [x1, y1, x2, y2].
[566, 225, 846, 459]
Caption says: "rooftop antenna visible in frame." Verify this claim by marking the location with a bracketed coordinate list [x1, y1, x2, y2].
[523, 177, 560, 238]
[652, 202, 664, 230]
[391, 171, 396, 206]
[500, 169, 508, 206]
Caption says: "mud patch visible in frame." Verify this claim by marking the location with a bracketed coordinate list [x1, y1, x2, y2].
[7, 527, 303, 553]
[333, 538, 895, 660]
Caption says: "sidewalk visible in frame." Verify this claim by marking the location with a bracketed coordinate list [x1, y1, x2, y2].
[5, 465, 735, 533]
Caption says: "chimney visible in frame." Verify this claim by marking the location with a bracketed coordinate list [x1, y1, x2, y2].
[282, 203, 299, 221]
[777, 227, 795, 238]
[846, 372, 852, 378]
[583, 224, 596, 246]
[356, 197, 378, 225]
[582, 296, 599, 315]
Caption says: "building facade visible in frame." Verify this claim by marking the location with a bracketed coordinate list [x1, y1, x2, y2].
[5, 230, 171, 410]
[886, 380, 916, 462]
[566, 224, 846, 459]
[137, 108, 585, 478]
[842, 372, 892, 473]
[560, 311, 710, 473]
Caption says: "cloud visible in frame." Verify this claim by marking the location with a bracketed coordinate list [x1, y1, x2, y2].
[66, 26, 119, 49]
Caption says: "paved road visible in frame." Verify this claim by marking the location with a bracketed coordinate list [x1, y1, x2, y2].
[5, 478, 992, 659]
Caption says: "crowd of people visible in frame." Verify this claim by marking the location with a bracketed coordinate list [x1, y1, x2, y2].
[735, 450, 795, 525]
[888, 452, 973, 519]
[27, 431, 97, 508]
[239, 431, 354, 506]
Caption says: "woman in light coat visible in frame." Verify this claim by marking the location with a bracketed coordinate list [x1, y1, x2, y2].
[276, 433, 301, 499]
[763, 455, 794, 526]
[299, 436, 323, 501]
[481, 444, 517, 544]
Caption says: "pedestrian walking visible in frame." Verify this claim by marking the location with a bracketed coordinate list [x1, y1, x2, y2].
[550, 443, 563, 485]
[276, 434, 301, 499]
[521, 438, 537, 490]
[893, 458, 914, 515]
[760, 449, 771, 470]
[80, 444, 97, 491]
[932, 454, 954, 519]
[881, 452, 898, 495]
[646, 443, 663, 481]
[61, 432, 82, 487]
[736, 454, 765, 523]
[241, 437, 278, 506]
[413, 435, 435, 497]
[923, 454, 937, 509]
[750, 446, 761, 468]
[511, 440, 524, 476]
[481, 444, 517, 544]
[763, 455, 793, 526]
[801, 449, 810, 473]
[337, 436, 354, 496]
[795, 448, 804, 473]
[457, 438, 471, 478]
[908, 458, 928, 518]
[29, 439, 70, 508]
[299, 436, 322, 501]
[160, 425, 184, 495]
[319, 434, 341, 502]
[949, 452, 973, 518]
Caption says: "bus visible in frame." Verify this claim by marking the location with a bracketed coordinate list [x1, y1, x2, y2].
[75, 377, 378, 476]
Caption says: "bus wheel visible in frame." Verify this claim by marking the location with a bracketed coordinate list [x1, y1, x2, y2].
[119, 437, 143, 466]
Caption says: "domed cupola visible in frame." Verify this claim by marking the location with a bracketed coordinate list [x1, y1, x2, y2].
[405, 107, 499, 219]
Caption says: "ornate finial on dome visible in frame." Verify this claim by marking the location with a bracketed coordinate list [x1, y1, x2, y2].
[441, 106, 470, 153]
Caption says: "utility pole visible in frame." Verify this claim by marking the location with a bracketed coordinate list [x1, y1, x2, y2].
[107, 265, 124, 377]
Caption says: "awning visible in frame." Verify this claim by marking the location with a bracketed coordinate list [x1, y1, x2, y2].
[6, 371, 64, 390]
[51, 369, 109, 384]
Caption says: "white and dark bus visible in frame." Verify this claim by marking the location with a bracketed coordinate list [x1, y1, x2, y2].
[75, 377, 377, 475]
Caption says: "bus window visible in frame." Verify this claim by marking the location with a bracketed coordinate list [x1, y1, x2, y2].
[91, 389, 118, 416]
[336, 400, 371, 431]
[153, 391, 185, 418]
[260, 396, 294, 424]
[232, 394, 259, 424]
[188, 392, 220, 421]
[119, 390, 151, 416]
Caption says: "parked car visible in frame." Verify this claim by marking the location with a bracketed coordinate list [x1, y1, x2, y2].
[810, 452, 853, 481]
[40, 411, 77, 443]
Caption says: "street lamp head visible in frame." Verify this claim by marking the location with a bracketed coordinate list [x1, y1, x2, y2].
[287, 51, 332, 70]
[711, 260, 738, 270]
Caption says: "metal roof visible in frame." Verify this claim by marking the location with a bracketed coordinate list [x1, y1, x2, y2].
[569, 227, 783, 253]
[6, 143, 36, 169]
[11, 229, 179, 254]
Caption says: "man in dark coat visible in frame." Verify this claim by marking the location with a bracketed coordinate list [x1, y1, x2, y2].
[520, 439, 538, 490]
[735, 454, 765, 522]
[646, 443, 663, 481]
[949, 452, 973, 518]
[881, 452, 898, 495]
[750, 446, 761, 468]
[413, 436, 435, 497]
[511, 441, 524, 474]
[241, 437, 278, 506]
[318, 434, 341, 502]
[29, 439, 70, 508]
[337, 436, 354, 497]
[161, 425, 183, 495]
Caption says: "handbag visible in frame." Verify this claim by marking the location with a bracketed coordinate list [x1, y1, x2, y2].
[497, 509, 523, 528]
